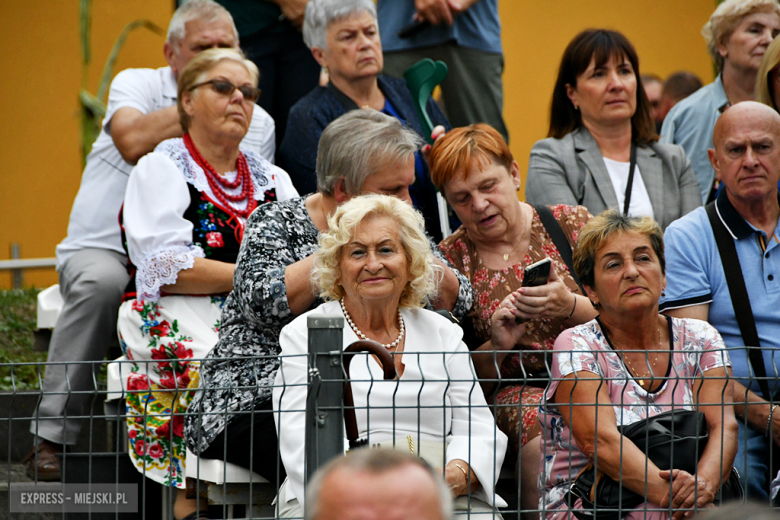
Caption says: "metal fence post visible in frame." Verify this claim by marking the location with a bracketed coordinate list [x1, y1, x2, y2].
[10, 243, 22, 289]
[305, 316, 345, 485]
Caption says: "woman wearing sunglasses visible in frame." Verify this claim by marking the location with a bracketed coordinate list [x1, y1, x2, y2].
[116, 48, 297, 520]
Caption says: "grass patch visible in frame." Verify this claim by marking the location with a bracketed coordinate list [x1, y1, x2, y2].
[0, 288, 45, 391]
[0, 288, 110, 392]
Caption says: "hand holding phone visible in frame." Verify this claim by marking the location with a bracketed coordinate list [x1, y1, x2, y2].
[515, 258, 552, 323]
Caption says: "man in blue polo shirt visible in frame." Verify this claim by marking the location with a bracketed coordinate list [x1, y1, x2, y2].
[661, 102, 780, 500]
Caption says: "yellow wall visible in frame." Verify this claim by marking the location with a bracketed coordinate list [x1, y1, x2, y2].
[0, 0, 715, 289]
[0, 1, 173, 289]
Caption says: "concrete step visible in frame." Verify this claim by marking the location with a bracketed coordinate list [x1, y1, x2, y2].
[0, 464, 61, 519]
[0, 463, 34, 491]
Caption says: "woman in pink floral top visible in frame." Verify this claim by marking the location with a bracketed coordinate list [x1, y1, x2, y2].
[430, 124, 598, 511]
[539, 210, 737, 520]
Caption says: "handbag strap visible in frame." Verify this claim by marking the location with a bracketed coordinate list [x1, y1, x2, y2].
[622, 143, 637, 216]
[534, 204, 586, 296]
[705, 201, 771, 400]
[563, 464, 597, 520]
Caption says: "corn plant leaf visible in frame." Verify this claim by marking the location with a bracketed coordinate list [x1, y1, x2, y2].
[97, 19, 164, 102]
[79, 89, 106, 119]
[80, 0, 92, 67]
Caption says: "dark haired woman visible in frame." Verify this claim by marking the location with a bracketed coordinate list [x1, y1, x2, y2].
[525, 29, 701, 230]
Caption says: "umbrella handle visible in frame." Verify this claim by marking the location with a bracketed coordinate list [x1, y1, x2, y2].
[342, 340, 397, 448]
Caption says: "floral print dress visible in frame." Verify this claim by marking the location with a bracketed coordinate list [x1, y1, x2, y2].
[538, 317, 730, 520]
[439, 204, 591, 464]
[117, 137, 297, 488]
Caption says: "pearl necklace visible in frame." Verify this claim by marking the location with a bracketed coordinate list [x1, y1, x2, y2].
[340, 298, 405, 349]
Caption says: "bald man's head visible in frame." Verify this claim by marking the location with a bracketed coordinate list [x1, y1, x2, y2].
[713, 101, 780, 149]
[306, 450, 452, 520]
[709, 101, 780, 205]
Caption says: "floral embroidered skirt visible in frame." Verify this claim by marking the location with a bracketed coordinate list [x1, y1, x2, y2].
[117, 295, 225, 488]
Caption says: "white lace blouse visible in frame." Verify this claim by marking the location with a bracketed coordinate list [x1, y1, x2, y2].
[123, 138, 298, 301]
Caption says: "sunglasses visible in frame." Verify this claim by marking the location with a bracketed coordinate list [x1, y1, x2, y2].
[188, 79, 261, 102]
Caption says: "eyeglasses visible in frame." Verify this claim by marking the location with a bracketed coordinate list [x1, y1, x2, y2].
[188, 79, 261, 102]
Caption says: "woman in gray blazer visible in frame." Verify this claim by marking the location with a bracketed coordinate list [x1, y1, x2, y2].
[526, 29, 701, 230]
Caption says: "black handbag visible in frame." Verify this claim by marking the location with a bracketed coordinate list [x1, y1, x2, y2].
[564, 409, 743, 520]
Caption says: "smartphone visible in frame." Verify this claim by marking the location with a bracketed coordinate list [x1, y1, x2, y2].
[521, 258, 552, 288]
[514, 258, 552, 324]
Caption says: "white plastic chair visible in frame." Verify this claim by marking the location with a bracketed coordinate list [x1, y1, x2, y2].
[36, 284, 63, 329]
[185, 447, 274, 518]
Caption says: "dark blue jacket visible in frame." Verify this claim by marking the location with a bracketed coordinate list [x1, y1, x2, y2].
[278, 74, 451, 240]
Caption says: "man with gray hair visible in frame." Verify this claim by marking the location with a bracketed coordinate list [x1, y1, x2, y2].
[25, 0, 274, 481]
[314, 108, 422, 197]
[305, 450, 453, 520]
[662, 102, 780, 500]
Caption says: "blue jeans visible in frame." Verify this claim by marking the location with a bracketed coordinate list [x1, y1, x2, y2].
[734, 418, 770, 501]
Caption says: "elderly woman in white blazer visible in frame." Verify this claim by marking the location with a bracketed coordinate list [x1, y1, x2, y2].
[273, 195, 507, 518]
[526, 29, 701, 230]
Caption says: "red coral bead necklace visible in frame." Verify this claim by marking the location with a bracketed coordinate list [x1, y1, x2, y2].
[183, 133, 256, 219]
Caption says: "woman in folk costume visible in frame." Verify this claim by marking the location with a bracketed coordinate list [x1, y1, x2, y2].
[117, 47, 296, 519]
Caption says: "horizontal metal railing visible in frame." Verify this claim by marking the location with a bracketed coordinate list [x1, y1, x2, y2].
[0, 258, 57, 270]
[0, 243, 57, 288]
[2, 344, 778, 519]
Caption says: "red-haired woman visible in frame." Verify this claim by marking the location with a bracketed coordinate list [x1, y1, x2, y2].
[430, 123, 597, 514]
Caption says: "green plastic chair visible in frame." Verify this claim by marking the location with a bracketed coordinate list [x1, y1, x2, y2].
[403, 58, 448, 144]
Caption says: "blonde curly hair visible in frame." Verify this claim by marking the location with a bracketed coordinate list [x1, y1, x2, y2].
[312, 195, 441, 308]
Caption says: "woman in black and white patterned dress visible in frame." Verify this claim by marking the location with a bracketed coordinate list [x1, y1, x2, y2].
[184, 109, 473, 485]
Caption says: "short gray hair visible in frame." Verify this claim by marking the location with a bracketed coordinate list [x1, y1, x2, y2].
[316, 109, 423, 197]
[305, 449, 453, 520]
[167, 0, 239, 49]
[702, 0, 780, 71]
[303, 0, 377, 50]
